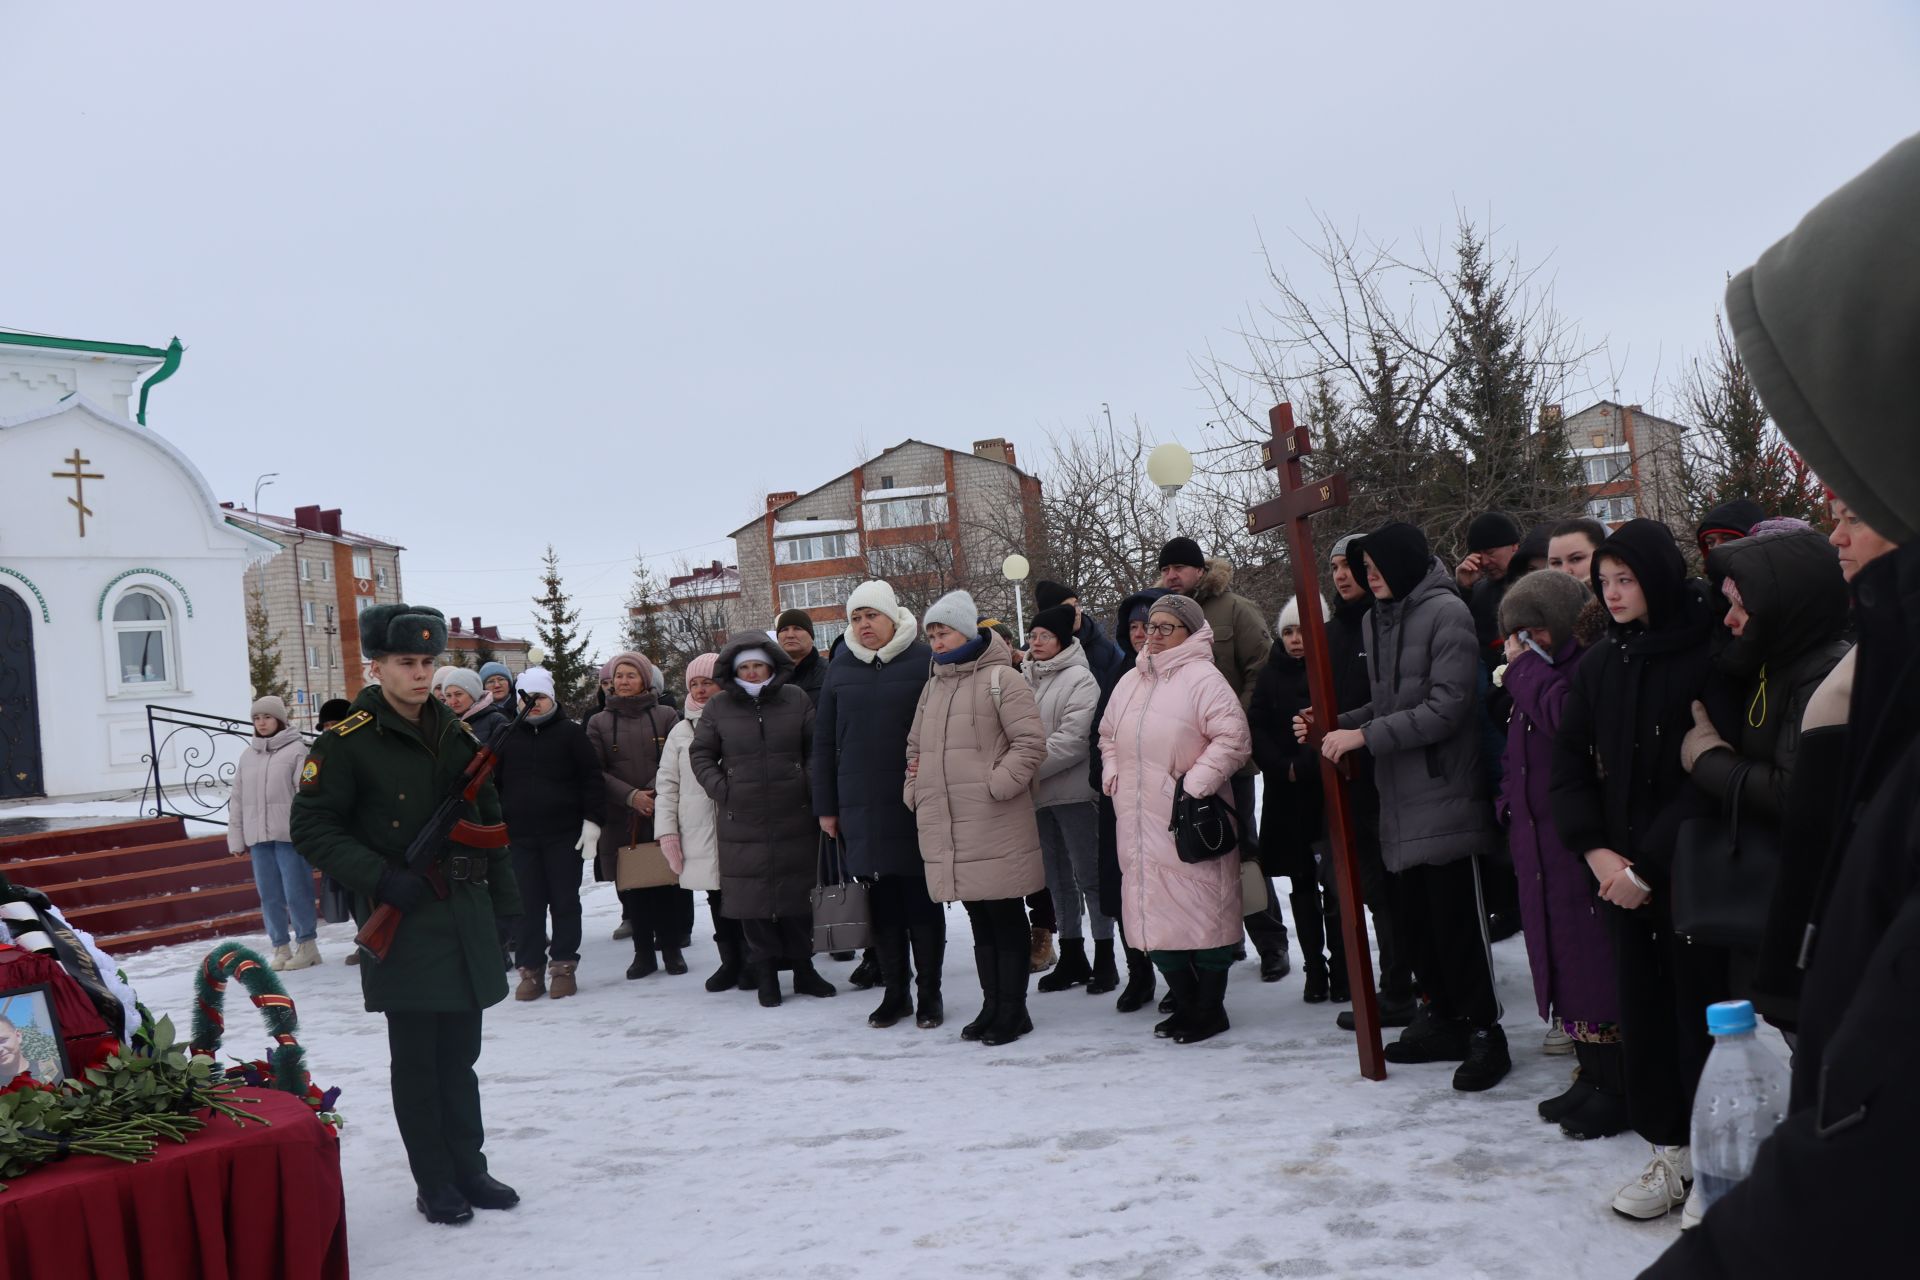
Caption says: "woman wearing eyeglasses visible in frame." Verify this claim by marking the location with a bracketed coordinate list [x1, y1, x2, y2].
[1098, 594, 1252, 1045]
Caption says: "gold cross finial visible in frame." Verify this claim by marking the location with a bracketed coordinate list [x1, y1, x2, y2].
[53, 448, 105, 537]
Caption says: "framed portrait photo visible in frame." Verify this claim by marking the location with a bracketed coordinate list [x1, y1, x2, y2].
[0, 985, 69, 1087]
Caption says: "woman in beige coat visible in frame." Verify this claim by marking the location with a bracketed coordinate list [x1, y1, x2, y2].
[227, 694, 317, 971]
[905, 590, 1047, 1045]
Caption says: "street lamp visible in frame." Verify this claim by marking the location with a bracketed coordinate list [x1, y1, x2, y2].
[252, 472, 279, 512]
[1001, 553, 1030, 639]
[1146, 443, 1193, 498]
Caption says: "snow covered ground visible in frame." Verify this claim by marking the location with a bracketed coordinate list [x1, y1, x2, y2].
[109, 881, 1696, 1280]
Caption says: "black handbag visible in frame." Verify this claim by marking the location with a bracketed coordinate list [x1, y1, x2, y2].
[810, 835, 872, 954]
[1169, 776, 1240, 865]
[1671, 761, 1783, 949]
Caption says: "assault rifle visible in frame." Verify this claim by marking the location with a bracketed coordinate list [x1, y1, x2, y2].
[355, 689, 536, 963]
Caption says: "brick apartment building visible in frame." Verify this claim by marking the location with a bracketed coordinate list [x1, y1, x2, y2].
[1548, 400, 1688, 529]
[440, 616, 535, 673]
[728, 438, 1044, 650]
[221, 504, 405, 726]
[627, 560, 746, 660]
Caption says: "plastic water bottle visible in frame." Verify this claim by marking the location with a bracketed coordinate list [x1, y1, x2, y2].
[1689, 1000, 1790, 1215]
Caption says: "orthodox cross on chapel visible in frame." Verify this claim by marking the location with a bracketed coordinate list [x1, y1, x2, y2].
[1245, 402, 1386, 1081]
[52, 448, 104, 537]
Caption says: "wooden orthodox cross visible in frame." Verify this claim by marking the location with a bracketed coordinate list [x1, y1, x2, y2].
[1246, 402, 1385, 1080]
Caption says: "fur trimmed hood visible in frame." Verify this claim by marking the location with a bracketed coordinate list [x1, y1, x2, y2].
[1193, 557, 1236, 604]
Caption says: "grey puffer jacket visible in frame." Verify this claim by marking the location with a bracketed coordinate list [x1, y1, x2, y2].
[1026, 641, 1100, 809]
[227, 727, 308, 852]
[690, 636, 817, 921]
[1338, 557, 1490, 870]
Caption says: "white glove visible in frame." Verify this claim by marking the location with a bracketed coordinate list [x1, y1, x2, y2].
[575, 820, 601, 861]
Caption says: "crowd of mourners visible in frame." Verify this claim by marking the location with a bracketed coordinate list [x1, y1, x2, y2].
[231, 135, 1920, 1272]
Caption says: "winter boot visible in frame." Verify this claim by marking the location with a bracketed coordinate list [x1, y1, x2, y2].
[1029, 927, 1056, 974]
[514, 966, 545, 1001]
[346, 951, 361, 967]
[1155, 961, 1199, 1039]
[1451, 1024, 1511, 1091]
[1258, 946, 1292, 983]
[1037, 938, 1091, 993]
[1301, 958, 1330, 1004]
[626, 943, 658, 980]
[1157, 989, 1179, 1015]
[284, 939, 322, 970]
[1290, 889, 1327, 999]
[868, 929, 913, 1029]
[1558, 1041, 1631, 1139]
[661, 941, 688, 976]
[1339, 992, 1417, 1032]
[1174, 966, 1231, 1044]
[547, 960, 578, 1000]
[981, 940, 1033, 1046]
[416, 1184, 474, 1226]
[1115, 946, 1157, 1013]
[847, 949, 880, 990]
[268, 944, 292, 971]
[961, 945, 999, 1042]
[910, 927, 946, 1029]
[612, 919, 633, 942]
[756, 962, 783, 1008]
[1383, 1003, 1471, 1064]
[705, 934, 744, 993]
[830, 950, 857, 962]
[1538, 1066, 1592, 1124]
[1085, 939, 1120, 996]
[792, 960, 838, 998]
[456, 1172, 520, 1211]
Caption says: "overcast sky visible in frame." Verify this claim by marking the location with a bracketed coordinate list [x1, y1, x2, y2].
[6, 3, 1916, 656]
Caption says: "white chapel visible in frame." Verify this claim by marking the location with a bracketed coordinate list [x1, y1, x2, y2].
[0, 330, 274, 799]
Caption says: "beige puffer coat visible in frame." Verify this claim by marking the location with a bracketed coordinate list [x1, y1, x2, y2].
[904, 632, 1047, 903]
[227, 726, 308, 852]
[654, 703, 720, 893]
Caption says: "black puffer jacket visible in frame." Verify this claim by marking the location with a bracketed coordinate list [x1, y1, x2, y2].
[812, 616, 932, 879]
[788, 646, 828, 706]
[1693, 529, 1850, 827]
[1249, 649, 1320, 880]
[493, 710, 605, 841]
[1551, 519, 1715, 879]
[690, 635, 817, 920]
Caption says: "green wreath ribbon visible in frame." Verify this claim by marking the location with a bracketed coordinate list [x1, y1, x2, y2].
[188, 942, 307, 1095]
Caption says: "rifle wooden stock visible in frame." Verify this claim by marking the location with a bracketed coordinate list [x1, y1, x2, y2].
[355, 902, 403, 962]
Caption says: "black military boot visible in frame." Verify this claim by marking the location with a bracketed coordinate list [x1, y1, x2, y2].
[416, 1184, 474, 1225]
[457, 1172, 519, 1211]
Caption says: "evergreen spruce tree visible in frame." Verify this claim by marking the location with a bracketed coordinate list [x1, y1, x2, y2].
[531, 546, 594, 710]
[245, 577, 291, 700]
[1681, 313, 1825, 525]
[471, 637, 499, 669]
[623, 554, 666, 662]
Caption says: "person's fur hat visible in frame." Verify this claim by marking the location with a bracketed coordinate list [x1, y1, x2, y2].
[1499, 568, 1591, 644]
[359, 603, 447, 658]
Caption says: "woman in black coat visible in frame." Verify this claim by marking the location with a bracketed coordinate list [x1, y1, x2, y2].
[813, 583, 944, 1029]
[690, 633, 830, 1008]
[1551, 518, 1721, 1222]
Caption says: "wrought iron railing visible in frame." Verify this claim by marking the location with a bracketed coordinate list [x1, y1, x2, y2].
[140, 706, 317, 827]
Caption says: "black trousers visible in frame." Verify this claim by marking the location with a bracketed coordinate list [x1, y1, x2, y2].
[1025, 888, 1056, 933]
[617, 885, 692, 950]
[1610, 904, 1727, 1146]
[1344, 799, 1410, 1002]
[964, 897, 1030, 992]
[871, 873, 944, 935]
[742, 916, 812, 968]
[707, 891, 745, 951]
[1234, 773, 1291, 953]
[1395, 857, 1499, 1028]
[385, 1010, 488, 1191]
[511, 834, 583, 968]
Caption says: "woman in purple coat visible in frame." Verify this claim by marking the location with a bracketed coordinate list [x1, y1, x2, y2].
[1496, 570, 1625, 1139]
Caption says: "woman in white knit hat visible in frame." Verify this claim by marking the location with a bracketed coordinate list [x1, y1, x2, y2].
[227, 695, 320, 970]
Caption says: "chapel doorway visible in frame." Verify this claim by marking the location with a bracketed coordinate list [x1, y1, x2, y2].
[0, 585, 45, 799]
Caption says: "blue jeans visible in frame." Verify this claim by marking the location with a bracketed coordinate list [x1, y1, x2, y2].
[250, 840, 317, 946]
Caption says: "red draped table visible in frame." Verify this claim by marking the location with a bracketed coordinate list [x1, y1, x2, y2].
[0, 1088, 348, 1280]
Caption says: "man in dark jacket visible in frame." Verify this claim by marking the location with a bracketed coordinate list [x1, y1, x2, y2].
[813, 580, 943, 1030]
[1035, 578, 1126, 687]
[1457, 510, 1524, 674]
[291, 604, 523, 1225]
[492, 666, 605, 1002]
[776, 610, 829, 704]
[1640, 130, 1920, 1278]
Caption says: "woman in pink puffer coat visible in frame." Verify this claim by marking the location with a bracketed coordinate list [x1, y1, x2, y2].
[1099, 594, 1252, 1044]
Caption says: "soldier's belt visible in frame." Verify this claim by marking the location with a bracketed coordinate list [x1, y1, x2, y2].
[445, 854, 490, 885]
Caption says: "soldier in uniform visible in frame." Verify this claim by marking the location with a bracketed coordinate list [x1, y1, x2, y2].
[291, 603, 523, 1226]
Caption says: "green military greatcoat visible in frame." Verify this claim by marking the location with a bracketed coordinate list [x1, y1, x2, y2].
[291, 685, 521, 1012]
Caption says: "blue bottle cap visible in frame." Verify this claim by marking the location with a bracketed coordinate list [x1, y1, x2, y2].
[1706, 1000, 1757, 1035]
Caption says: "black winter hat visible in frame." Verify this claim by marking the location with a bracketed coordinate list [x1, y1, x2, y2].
[359, 604, 447, 658]
[1352, 522, 1431, 600]
[1034, 579, 1076, 613]
[1467, 511, 1523, 553]
[1592, 518, 1691, 631]
[1695, 497, 1766, 557]
[1157, 536, 1206, 570]
[774, 609, 815, 637]
[316, 698, 352, 726]
[1029, 605, 1077, 648]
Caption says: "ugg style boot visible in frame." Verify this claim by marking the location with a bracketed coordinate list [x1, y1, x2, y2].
[981, 943, 1033, 1046]
[1037, 938, 1091, 992]
[910, 928, 945, 1029]
[705, 934, 744, 993]
[868, 929, 914, 1028]
[791, 960, 838, 998]
[1155, 962, 1199, 1040]
[1451, 1024, 1511, 1091]
[612, 918, 633, 942]
[284, 939, 322, 971]
[757, 963, 783, 1008]
[962, 944, 999, 1041]
[626, 944, 658, 980]
[1029, 927, 1056, 974]
[514, 967, 545, 1001]
[547, 960, 578, 1000]
[661, 940, 688, 976]
[846, 950, 880, 989]
[1558, 1041, 1631, 1139]
[268, 944, 292, 972]
[1085, 939, 1120, 996]
[1174, 967, 1231, 1044]
[1115, 946, 1157, 1013]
